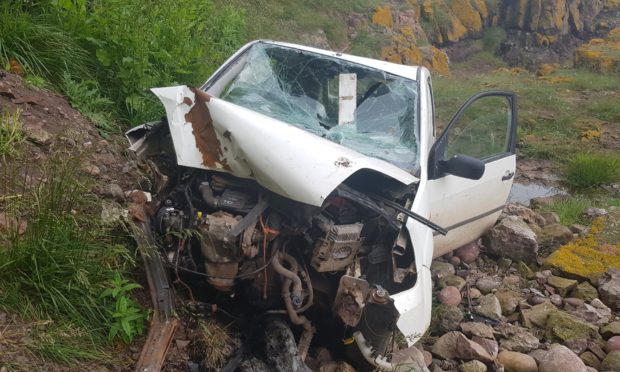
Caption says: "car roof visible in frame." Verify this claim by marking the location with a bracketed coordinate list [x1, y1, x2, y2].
[254, 40, 421, 81]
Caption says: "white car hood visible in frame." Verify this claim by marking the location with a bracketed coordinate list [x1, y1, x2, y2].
[152, 85, 418, 207]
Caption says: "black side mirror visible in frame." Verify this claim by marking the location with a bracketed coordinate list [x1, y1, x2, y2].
[439, 154, 485, 180]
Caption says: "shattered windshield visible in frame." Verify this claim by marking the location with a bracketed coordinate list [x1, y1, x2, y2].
[216, 43, 420, 174]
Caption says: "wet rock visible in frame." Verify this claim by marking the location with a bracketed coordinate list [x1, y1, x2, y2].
[460, 322, 494, 339]
[601, 321, 620, 339]
[458, 360, 487, 372]
[579, 351, 601, 370]
[598, 268, 620, 310]
[539, 344, 587, 372]
[497, 350, 538, 372]
[570, 282, 598, 302]
[483, 216, 538, 263]
[547, 276, 578, 297]
[474, 294, 502, 320]
[545, 311, 600, 343]
[607, 336, 620, 352]
[438, 274, 466, 291]
[495, 289, 522, 316]
[454, 241, 481, 264]
[438, 305, 464, 333]
[564, 338, 589, 354]
[521, 301, 557, 328]
[431, 261, 455, 278]
[538, 223, 573, 249]
[438, 286, 462, 306]
[475, 276, 502, 294]
[601, 350, 620, 372]
[471, 336, 498, 359]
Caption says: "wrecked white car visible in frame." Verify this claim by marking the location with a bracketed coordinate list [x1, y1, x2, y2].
[127, 40, 517, 370]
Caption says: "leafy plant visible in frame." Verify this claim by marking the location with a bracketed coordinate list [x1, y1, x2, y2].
[564, 153, 620, 189]
[0, 109, 24, 157]
[101, 272, 147, 343]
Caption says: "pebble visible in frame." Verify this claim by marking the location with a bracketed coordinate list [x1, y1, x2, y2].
[549, 294, 562, 306]
[454, 241, 481, 264]
[497, 350, 538, 372]
[476, 276, 502, 294]
[438, 286, 462, 306]
[449, 256, 461, 267]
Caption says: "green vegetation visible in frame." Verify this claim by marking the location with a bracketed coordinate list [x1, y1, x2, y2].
[101, 273, 147, 343]
[564, 153, 620, 189]
[0, 0, 246, 129]
[0, 109, 24, 156]
[482, 27, 507, 53]
[541, 197, 592, 225]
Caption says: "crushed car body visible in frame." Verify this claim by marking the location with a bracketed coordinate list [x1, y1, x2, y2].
[127, 40, 518, 370]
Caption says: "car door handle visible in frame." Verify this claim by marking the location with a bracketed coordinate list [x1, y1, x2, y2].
[502, 171, 515, 181]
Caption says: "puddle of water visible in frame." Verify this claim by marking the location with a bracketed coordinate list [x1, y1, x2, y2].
[509, 182, 567, 206]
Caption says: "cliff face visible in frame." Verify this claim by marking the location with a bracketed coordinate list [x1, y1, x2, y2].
[367, 0, 619, 73]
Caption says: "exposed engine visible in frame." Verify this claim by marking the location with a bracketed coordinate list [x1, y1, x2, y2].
[151, 168, 419, 364]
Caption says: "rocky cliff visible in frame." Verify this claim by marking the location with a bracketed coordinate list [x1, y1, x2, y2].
[366, 0, 620, 73]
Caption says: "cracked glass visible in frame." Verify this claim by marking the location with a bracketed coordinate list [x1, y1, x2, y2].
[217, 43, 420, 174]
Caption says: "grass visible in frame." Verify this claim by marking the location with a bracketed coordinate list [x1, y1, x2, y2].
[0, 110, 24, 157]
[564, 153, 620, 189]
[0, 153, 141, 364]
[540, 197, 592, 225]
[189, 319, 239, 369]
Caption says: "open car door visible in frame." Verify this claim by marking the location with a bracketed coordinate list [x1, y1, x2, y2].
[428, 91, 518, 257]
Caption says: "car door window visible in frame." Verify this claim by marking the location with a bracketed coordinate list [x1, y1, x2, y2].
[444, 95, 512, 161]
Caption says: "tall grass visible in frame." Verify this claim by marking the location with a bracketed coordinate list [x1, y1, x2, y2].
[564, 153, 620, 189]
[0, 154, 138, 362]
[0, 109, 24, 157]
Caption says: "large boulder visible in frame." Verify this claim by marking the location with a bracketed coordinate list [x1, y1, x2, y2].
[483, 216, 538, 263]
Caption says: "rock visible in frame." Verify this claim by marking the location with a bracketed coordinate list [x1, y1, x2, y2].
[601, 350, 620, 372]
[460, 322, 494, 339]
[588, 340, 607, 360]
[454, 241, 481, 264]
[474, 294, 502, 320]
[547, 276, 578, 297]
[24, 125, 52, 145]
[499, 326, 540, 353]
[495, 289, 522, 316]
[476, 276, 502, 294]
[570, 282, 598, 302]
[423, 350, 432, 367]
[570, 224, 588, 235]
[483, 216, 538, 263]
[565, 338, 589, 354]
[528, 294, 548, 305]
[502, 274, 522, 287]
[458, 360, 487, 372]
[516, 261, 535, 279]
[391, 345, 429, 371]
[521, 301, 557, 328]
[568, 302, 611, 325]
[431, 331, 462, 360]
[438, 286, 462, 306]
[579, 351, 601, 370]
[598, 268, 620, 310]
[438, 274, 466, 291]
[545, 311, 600, 343]
[538, 223, 574, 250]
[431, 261, 455, 278]
[471, 336, 498, 358]
[466, 287, 482, 299]
[539, 211, 560, 225]
[583, 207, 608, 219]
[82, 164, 101, 177]
[105, 183, 125, 202]
[549, 294, 562, 306]
[449, 255, 461, 267]
[607, 336, 620, 352]
[498, 257, 513, 271]
[546, 245, 620, 283]
[535, 272, 548, 284]
[497, 350, 538, 372]
[528, 349, 548, 365]
[438, 305, 464, 333]
[455, 333, 494, 363]
[564, 298, 585, 308]
[539, 344, 588, 372]
[502, 204, 546, 227]
[601, 322, 620, 340]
